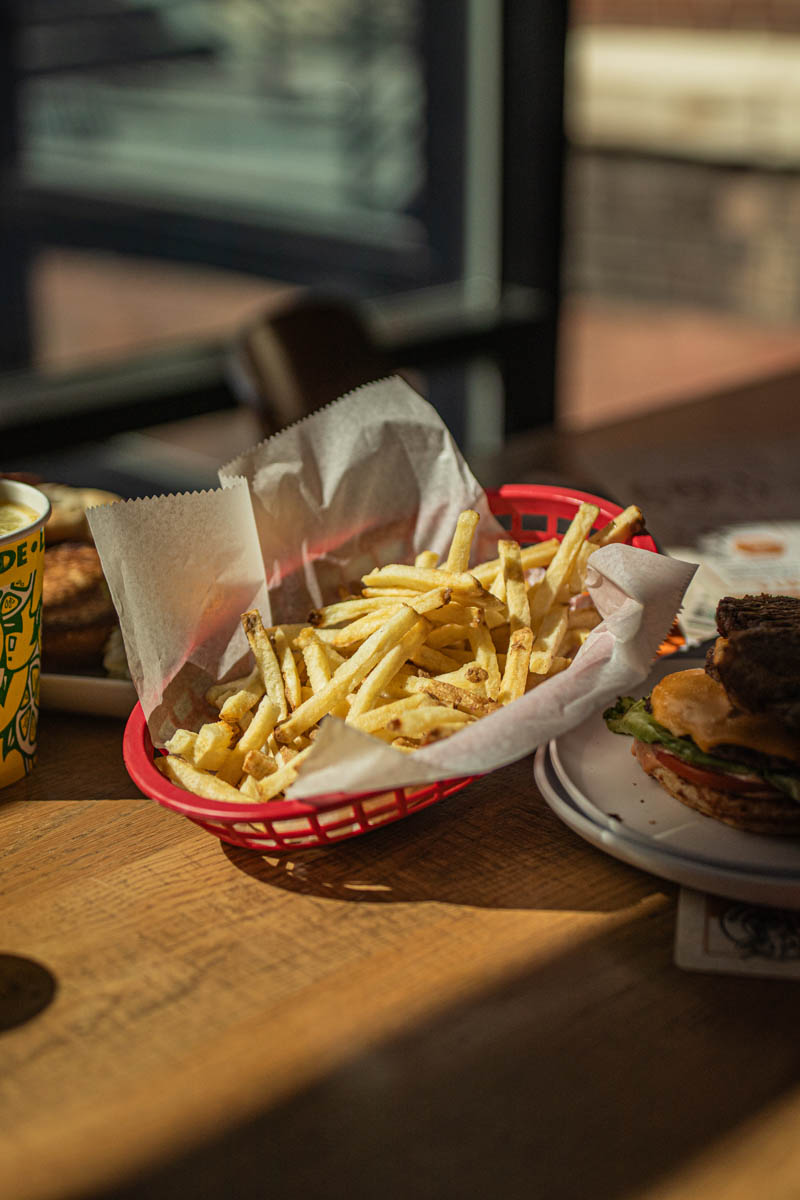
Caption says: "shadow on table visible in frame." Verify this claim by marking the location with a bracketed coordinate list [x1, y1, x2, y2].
[220, 759, 671, 913]
[99, 883, 800, 1200]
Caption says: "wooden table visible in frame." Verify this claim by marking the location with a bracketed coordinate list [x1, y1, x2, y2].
[3, 369, 800, 1200]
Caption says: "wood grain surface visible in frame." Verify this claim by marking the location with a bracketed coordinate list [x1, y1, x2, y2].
[3, 372, 800, 1200]
[4, 714, 800, 1200]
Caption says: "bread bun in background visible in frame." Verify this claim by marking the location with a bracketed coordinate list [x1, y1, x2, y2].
[42, 542, 119, 673]
[38, 482, 121, 544]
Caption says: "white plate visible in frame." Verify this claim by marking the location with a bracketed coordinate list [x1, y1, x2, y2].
[546, 655, 800, 877]
[534, 746, 800, 909]
[40, 673, 138, 719]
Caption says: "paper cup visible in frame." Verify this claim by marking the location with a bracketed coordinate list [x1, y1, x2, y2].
[0, 481, 51, 787]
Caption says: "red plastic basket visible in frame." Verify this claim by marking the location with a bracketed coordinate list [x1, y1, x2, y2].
[123, 484, 658, 852]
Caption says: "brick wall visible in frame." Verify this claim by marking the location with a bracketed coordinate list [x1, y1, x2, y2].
[564, 7, 800, 320]
[563, 151, 800, 321]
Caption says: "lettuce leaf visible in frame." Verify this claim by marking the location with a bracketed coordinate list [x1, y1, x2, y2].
[763, 772, 800, 803]
[603, 697, 800, 803]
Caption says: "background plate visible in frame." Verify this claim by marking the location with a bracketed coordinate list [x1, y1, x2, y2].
[40, 673, 138, 718]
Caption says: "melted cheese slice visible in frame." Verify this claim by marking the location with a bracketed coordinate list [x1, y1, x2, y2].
[651, 669, 800, 764]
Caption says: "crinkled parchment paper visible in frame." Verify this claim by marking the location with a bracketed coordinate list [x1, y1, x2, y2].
[88, 377, 696, 800]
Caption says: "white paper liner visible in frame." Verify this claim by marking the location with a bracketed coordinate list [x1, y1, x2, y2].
[217, 375, 501, 622]
[87, 377, 696, 802]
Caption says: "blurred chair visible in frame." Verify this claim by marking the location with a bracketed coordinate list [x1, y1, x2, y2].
[230, 282, 549, 440]
[230, 295, 390, 436]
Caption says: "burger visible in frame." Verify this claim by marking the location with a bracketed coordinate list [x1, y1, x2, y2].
[37, 482, 125, 676]
[42, 542, 120, 674]
[604, 595, 800, 835]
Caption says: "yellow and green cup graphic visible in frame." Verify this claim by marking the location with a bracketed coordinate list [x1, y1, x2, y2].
[0, 481, 51, 787]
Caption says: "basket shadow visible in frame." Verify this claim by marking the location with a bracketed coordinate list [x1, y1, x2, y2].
[220, 757, 669, 913]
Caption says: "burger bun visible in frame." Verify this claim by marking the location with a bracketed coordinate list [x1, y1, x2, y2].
[633, 739, 800, 836]
[42, 542, 118, 673]
[39, 482, 121, 545]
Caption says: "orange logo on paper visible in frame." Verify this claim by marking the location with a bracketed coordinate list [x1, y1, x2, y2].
[0, 553, 42, 780]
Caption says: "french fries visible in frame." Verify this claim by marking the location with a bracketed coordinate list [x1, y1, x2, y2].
[499, 539, 531, 633]
[159, 499, 642, 805]
[561, 504, 645, 599]
[241, 609, 289, 721]
[445, 509, 480, 572]
[499, 626, 534, 704]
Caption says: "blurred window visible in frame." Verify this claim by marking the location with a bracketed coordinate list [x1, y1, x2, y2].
[1, 1, 565, 460]
[5, 0, 459, 374]
[21, 1, 426, 254]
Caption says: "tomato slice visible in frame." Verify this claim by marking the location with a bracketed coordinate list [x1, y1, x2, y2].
[652, 748, 781, 796]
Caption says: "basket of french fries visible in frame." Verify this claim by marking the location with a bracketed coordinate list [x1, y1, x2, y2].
[122, 484, 662, 850]
[90, 379, 694, 852]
